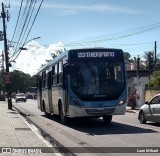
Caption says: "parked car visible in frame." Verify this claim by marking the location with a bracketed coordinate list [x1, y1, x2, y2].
[27, 93, 37, 100]
[138, 93, 160, 124]
[15, 93, 27, 102]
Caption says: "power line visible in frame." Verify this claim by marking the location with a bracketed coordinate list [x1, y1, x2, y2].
[64, 22, 160, 47]
[10, 0, 44, 61]
[13, 0, 35, 56]
[20, 0, 37, 43]
[10, 0, 24, 45]
[10, 0, 43, 60]
[22, 0, 44, 46]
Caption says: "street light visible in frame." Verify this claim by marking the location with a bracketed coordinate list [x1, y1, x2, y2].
[10, 36, 41, 62]
[19, 47, 27, 51]
[19, 37, 41, 50]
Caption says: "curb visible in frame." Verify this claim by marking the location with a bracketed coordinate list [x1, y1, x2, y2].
[126, 110, 137, 113]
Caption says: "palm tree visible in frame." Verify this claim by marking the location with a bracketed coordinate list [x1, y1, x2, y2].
[143, 51, 154, 70]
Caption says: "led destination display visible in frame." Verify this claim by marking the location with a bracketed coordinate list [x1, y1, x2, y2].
[69, 49, 124, 62]
[77, 52, 115, 58]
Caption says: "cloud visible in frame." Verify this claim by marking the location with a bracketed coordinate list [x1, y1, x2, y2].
[41, 3, 140, 15]
[9, 0, 140, 15]
[11, 41, 64, 76]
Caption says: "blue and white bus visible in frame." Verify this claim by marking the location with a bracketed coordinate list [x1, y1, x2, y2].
[37, 48, 127, 125]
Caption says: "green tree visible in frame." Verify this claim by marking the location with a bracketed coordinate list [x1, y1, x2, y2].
[124, 52, 134, 63]
[40, 49, 65, 68]
[147, 71, 160, 88]
[143, 51, 154, 70]
[11, 70, 35, 93]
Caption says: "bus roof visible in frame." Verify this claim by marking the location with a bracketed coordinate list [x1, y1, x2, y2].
[37, 50, 68, 74]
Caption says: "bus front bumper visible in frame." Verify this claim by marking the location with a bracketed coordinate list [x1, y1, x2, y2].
[68, 104, 126, 118]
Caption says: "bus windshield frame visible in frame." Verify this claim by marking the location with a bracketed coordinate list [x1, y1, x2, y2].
[69, 49, 126, 101]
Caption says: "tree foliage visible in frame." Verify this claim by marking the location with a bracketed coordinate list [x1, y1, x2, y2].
[11, 70, 37, 93]
[0, 69, 37, 94]
[40, 49, 65, 68]
[143, 51, 154, 70]
[124, 52, 134, 63]
[147, 71, 160, 88]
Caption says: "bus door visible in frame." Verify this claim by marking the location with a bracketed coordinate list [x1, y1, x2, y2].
[63, 64, 69, 114]
[37, 76, 42, 111]
[48, 71, 53, 113]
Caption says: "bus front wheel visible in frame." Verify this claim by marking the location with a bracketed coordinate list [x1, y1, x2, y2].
[103, 115, 112, 126]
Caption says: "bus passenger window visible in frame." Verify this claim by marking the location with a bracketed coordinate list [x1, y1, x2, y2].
[57, 63, 59, 84]
[52, 65, 57, 85]
[42, 71, 47, 88]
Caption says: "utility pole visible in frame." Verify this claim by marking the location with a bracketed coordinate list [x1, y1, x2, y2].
[154, 41, 157, 66]
[137, 55, 140, 77]
[1, 2, 12, 109]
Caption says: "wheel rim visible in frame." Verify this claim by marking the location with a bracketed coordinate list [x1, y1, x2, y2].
[139, 112, 144, 123]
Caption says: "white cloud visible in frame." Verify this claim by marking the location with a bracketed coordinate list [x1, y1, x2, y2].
[11, 41, 64, 76]
[8, 0, 140, 15]
[42, 3, 140, 15]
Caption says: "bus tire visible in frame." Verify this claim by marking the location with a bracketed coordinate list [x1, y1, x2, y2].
[59, 103, 67, 125]
[43, 101, 50, 118]
[103, 115, 112, 126]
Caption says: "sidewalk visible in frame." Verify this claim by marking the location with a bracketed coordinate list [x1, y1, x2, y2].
[126, 106, 139, 113]
[0, 101, 55, 155]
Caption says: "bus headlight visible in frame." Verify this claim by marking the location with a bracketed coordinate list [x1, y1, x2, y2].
[119, 100, 124, 105]
[119, 97, 126, 106]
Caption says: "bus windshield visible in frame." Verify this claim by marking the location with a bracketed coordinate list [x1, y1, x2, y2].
[71, 61, 125, 101]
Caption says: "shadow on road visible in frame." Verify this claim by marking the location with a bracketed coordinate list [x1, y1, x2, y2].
[44, 115, 158, 136]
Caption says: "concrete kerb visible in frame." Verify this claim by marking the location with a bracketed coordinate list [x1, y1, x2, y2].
[126, 106, 139, 113]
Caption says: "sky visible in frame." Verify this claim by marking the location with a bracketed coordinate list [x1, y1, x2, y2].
[0, 0, 160, 75]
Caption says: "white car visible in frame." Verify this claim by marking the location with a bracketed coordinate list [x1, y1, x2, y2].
[138, 93, 160, 124]
[15, 93, 27, 102]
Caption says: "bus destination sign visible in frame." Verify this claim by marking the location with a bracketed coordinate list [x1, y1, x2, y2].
[77, 52, 115, 58]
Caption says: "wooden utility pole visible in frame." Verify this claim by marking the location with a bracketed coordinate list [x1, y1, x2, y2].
[1, 2, 12, 109]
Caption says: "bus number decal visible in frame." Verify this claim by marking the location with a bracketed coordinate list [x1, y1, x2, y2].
[84, 103, 91, 108]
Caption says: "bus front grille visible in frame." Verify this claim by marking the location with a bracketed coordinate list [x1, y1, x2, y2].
[85, 108, 115, 116]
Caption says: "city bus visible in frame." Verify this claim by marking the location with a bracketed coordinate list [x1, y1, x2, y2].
[37, 48, 127, 125]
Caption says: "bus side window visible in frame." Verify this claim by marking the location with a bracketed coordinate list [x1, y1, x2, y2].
[42, 72, 46, 88]
[45, 72, 48, 88]
[48, 71, 52, 89]
[37, 76, 42, 91]
[52, 65, 57, 85]
[63, 64, 68, 89]
[59, 61, 63, 84]
[57, 63, 59, 84]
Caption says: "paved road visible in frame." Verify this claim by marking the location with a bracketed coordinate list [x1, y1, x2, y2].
[13, 99, 160, 156]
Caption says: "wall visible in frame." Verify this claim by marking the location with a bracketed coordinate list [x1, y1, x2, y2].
[128, 76, 149, 108]
[145, 90, 160, 102]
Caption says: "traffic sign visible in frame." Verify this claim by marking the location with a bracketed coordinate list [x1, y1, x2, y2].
[4, 72, 11, 83]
